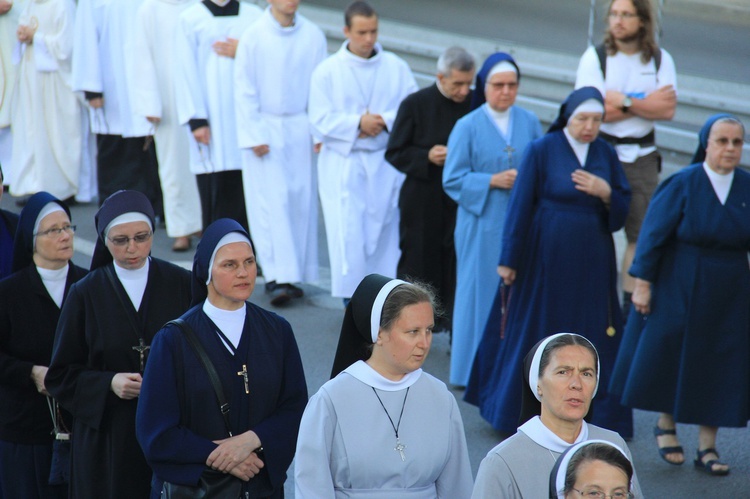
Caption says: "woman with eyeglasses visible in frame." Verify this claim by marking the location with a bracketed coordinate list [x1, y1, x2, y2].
[46, 190, 192, 499]
[0, 192, 86, 498]
[610, 114, 750, 476]
[549, 440, 635, 499]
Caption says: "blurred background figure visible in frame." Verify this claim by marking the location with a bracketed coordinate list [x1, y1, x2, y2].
[10, 0, 91, 204]
[386, 46, 476, 334]
[0, 0, 27, 185]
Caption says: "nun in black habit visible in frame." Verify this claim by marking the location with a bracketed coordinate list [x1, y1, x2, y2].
[136, 218, 307, 499]
[45, 190, 192, 499]
[0, 192, 86, 498]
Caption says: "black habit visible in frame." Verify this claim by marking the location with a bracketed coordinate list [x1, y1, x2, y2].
[46, 259, 191, 499]
[0, 263, 86, 445]
[385, 83, 472, 328]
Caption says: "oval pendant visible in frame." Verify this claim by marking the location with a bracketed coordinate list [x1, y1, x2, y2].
[606, 326, 616, 337]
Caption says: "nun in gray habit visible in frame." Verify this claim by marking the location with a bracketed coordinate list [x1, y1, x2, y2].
[471, 333, 641, 499]
[295, 274, 473, 498]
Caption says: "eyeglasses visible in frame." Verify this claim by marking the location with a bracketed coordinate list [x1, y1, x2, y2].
[108, 231, 153, 246]
[572, 488, 634, 499]
[35, 225, 76, 237]
[608, 12, 639, 20]
[711, 137, 744, 147]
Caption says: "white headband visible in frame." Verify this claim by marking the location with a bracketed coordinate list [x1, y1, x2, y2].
[370, 279, 408, 342]
[34, 203, 65, 236]
[553, 440, 630, 499]
[206, 232, 252, 285]
[568, 99, 604, 125]
[105, 212, 153, 239]
[34, 203, 66, 247]
[529, 332, 600, 402]
[487, 60, 518, 80]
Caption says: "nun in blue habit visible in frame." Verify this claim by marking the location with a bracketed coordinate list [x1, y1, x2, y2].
[442, 52, 542, 387]
[465, 87, 633, 437]
[0, 192, 86, 498]
[136, 218, 308, 498]
[45, 190, 192, 499]
[610, 114, 750, 475]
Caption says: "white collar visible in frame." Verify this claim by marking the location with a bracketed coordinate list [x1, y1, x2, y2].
[343, 360, 422, 391]
[265, 5, 297, 31]
[339, 41, 382, 66]
[518, 416, 589, 453]
[563, 127, 590, 167]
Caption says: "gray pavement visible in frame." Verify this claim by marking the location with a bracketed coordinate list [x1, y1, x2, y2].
[305, 0, 750, 84]
[3, 190, 749, 498]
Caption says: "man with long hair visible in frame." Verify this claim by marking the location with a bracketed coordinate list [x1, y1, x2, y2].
[575, 0, 677, 324]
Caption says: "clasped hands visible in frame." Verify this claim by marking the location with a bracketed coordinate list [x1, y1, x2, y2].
[17, 23, 36, 44]
[208, 431, 265, 481]
[358, 112, 386, 138]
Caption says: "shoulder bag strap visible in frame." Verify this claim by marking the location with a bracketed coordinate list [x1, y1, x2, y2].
[167, 319, 234, 437]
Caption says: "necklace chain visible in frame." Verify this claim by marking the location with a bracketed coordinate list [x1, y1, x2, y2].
[372, 387, 410, 461]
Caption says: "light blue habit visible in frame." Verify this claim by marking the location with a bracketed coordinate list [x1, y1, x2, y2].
[443, 103, 541, 386]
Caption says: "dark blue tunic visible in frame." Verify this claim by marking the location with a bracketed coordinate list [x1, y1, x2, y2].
[611, 164, 750, 427]
[136, 301, 307, 498]
[465, 131, 632, 436]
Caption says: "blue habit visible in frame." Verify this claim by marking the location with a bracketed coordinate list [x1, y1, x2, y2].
[136, 302, 308, 498]
[611, 164, 750, 427]
[443, 103, 542, 386]
[465, 131, 633, 436]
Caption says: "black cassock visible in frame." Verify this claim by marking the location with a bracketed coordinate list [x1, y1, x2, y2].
[385, 84, 472, 327]
[46, 259, 191, 499]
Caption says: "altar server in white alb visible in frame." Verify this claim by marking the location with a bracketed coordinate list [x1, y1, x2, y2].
[10, 0, 89, 202]
[73, 0, 160, 207]
[0, 0, 27, 182]
[235, 0, 326, 306]
[175, 0, 262, 232]
[309, 1, 417, 300]
[131, 0, 203, 252]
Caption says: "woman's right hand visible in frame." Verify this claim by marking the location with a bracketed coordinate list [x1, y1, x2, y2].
[498, 266, 516, 286]
[110, 372, 142, 399]
[632, 278, 652, 315]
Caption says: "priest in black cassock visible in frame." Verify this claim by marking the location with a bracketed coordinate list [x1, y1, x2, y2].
[46, 190, 192, 499]
[385, 46, 475, 332]
[136, 218, 307, 499]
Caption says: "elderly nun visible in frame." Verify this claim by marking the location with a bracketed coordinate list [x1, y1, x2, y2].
[549, 440, 636, 499]
[295, 274, 473, 498]
[442, 52, 543, 387]
[46, 190, 192, 499]
[136, 218, 307, 499]
[466, 86, 632, 438]
[0, 192, 86, 498]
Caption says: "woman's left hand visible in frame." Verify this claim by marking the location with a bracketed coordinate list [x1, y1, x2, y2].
[572, 169, 611, 204]
[207, 430, 262, 473]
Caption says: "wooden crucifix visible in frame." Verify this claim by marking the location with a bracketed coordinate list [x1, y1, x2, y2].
[132, 338, 150, 373]
[237, 364, 250, 394]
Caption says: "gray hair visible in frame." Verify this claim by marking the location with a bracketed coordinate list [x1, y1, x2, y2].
[437, 46, 475, 76]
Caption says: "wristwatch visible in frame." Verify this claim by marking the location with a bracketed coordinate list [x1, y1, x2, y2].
[621, 96, 632, 113]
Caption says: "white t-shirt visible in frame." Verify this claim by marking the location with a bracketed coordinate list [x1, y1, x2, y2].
[575, 45, 677, 162]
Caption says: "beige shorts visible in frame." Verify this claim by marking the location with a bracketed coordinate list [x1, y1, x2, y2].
[622, 150, 661, 242]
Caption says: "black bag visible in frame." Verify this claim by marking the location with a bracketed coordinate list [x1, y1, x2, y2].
[160, 319, 244, 499]
[161, 469, 242, 498]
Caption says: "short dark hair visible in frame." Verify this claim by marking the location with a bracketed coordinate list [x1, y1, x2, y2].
[345, 1, 377, 28]
[538, 334, 598, 378]
[380, 280, 441, 332]
[563, 443, 633, 496]
[605, 0, 658, 64]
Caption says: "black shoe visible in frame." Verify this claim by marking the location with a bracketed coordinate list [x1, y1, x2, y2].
[269, 286, 291, 307]
[265, 280, 278, 293]
[283, 283, 304, 299]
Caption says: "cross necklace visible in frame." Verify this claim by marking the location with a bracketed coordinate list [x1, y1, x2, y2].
[132, 339, 150, 373]
[371, 386, 410, 462]
[212, 327, 251, 395]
